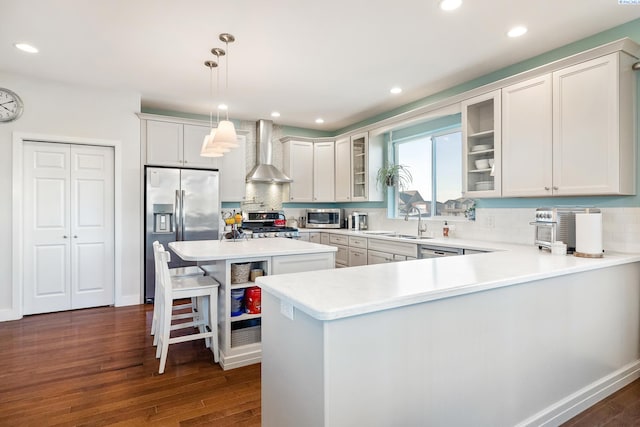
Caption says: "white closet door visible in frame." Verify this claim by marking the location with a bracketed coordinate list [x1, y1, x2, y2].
[70, 144, 114, 309]
[23, 142, 72, 314]
[23, 142, 114, 314]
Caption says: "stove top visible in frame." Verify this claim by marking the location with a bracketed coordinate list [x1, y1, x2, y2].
[243, 225, 299, 238]
[245, 226, 298, 233]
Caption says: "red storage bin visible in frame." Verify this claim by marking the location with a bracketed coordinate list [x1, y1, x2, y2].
[245, 286, 262, 314]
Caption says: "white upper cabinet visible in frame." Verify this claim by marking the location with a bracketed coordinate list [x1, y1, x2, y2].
[551, 52, 636, 196]
[283, 139, 337, 203]
[141, 115, 247, 202]
[283, 140, 314, 202]
[182, 124, 217, 168]
[145, 120, 217, 169]
[334, 137, 351, 202]
[501, 52, 636, 197]
[333, 132, 383, 202]
[313, 141, 335, 202]
[502, 75, 553, 197]
[462, 90, 502, 198]
[218, 134, 247, 202]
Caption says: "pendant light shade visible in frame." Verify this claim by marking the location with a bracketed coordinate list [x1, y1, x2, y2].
[211, 119, 238, 147]
[200, 32, 238, 157]
[201, 132, 230, 157]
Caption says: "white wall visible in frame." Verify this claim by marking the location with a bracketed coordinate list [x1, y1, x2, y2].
[0, 71, 142, 320]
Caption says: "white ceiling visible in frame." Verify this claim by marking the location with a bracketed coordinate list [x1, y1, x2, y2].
[1, 0, 639, 131]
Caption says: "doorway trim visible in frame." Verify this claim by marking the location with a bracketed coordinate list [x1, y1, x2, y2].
[10, 132, 124, 321]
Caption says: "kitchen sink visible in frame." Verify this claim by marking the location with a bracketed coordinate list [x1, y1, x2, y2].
[361, 230, 396, 235]
[396, 234, 433, 240]
[361, 231, 432, 240]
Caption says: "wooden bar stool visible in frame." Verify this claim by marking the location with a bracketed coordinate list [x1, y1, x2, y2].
[151, 241, 204, 341]
[154, 245, 219, 374]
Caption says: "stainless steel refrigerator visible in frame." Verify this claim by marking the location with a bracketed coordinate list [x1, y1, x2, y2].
[144, 166, 220, 301]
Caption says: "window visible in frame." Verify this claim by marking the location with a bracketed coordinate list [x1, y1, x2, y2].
[393, 128, 470, 218]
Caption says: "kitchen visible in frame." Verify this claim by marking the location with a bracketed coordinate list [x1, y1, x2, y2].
[2, 1, 640, 425]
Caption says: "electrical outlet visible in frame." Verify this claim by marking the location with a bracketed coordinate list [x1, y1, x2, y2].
[280, 301, 294, 320]
[485, 215, 495, 228]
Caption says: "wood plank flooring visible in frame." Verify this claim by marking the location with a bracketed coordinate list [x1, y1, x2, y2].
[0, 305, 260, 426]
[1, 303, 639, 426]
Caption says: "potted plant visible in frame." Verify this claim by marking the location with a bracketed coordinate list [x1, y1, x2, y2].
[376, 163, 413, 190]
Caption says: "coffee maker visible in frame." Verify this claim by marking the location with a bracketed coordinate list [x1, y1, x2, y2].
[349, 212, 368, 230]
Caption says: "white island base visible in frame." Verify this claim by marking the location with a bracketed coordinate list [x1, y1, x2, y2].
[261, 263, 640, 426]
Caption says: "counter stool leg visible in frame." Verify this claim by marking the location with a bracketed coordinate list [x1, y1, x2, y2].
[210, 290, 219, 363]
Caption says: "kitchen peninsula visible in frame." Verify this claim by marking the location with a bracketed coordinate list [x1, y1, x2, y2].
[169, 238, 336, 369]
[257, 245, 640, 426]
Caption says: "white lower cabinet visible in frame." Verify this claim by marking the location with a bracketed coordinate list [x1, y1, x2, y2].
[367, 250, 394, 265]
[321, 233, 331, 245]
[367, 238, 418, 258]
[308, 232, 321, 244]
[349, 248, 367, 266]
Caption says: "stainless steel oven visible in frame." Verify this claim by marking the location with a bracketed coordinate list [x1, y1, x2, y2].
[306, 208, 343, 229]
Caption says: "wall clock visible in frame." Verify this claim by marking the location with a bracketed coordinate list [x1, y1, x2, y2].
[0, 88, 24, 122]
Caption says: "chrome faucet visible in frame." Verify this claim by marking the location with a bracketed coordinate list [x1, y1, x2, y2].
[404, 205, 424, 236]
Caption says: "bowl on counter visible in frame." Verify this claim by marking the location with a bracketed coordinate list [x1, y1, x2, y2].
[474, 159, 490, 169]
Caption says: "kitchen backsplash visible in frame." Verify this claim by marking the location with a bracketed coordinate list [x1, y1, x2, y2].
[282, 207, 640, 253]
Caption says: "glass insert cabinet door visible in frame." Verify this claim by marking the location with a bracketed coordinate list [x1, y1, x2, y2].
[351, 134, 367, 200]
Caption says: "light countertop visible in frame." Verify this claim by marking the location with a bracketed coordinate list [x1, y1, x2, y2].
[256, 243, 640, 321]
[168, 238, 337, 261]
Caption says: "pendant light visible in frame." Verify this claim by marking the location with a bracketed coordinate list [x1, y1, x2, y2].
[211, 33, 238, 147]
[200, 59, 227, 157]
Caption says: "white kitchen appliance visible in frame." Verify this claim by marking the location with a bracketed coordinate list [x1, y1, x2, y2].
[530, 207, 591, 253]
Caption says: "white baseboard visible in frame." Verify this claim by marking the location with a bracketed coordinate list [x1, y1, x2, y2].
[0, 308, 22, 322]
[220, 351, 261, 371]
[116, 294, 142, 307]
[518, 360, 640, 427]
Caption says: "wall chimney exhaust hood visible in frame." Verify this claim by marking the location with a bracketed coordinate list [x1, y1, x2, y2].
[246, 119, 292, 183]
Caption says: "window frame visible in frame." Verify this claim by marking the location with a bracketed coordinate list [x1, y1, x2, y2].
[390, 124, 463, 220]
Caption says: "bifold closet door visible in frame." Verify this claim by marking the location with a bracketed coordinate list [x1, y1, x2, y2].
[23, 142, 114, 315]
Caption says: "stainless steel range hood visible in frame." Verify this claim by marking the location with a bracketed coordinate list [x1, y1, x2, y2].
[246, 119, 292, 183]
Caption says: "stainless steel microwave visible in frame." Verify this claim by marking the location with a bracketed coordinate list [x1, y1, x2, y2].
[306, 208, 344, 229]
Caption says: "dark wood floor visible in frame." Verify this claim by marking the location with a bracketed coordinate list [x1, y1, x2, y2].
[1, 304, 639, 426]
[0, 304, 260, 426]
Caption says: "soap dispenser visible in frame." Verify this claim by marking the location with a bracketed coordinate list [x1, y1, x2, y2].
[443, 221, 449, 237]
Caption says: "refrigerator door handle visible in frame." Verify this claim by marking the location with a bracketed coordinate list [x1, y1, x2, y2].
[181, 190, 186, 239]
[175, 189, 181, 241]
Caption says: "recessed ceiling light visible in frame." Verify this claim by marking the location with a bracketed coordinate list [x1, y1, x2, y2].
[271, 111, 281, 118]
[315, 118, 324, 124]
[218, 104, 228, 110]
[390, 87, 402, 94]
[14, 42, 38, 53]
[507, 26, 527, 38]
[439, 0, 462, 11]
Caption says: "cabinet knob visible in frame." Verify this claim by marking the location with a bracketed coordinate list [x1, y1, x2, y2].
[553, 186, 559, 190]
[73, 235, 78, 238]
[63, 235, 68, 239]
[544, 186, 550, 190]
